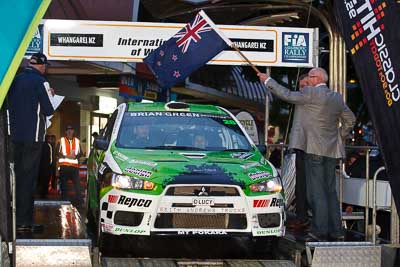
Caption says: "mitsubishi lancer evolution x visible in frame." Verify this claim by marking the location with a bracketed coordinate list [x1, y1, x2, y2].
[86, 101, 285, 253]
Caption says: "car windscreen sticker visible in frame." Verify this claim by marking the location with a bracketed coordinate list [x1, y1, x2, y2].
[128, 111, 230, 119]
[124, 167, 152, 178]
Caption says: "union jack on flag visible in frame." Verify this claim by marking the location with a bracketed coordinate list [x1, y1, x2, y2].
[143, 10, 232, 89]
[173, 13, 213, 54]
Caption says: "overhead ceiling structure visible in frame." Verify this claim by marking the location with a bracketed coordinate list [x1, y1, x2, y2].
[139, 0, 335, 114]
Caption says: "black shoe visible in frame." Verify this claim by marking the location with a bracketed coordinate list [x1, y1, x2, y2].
[304, 232, 328, 242]
[16, 224, 43, 233]
[16, 225, 32, 232]
[329, 235, 345, 242]
[31, 224, 44, 233]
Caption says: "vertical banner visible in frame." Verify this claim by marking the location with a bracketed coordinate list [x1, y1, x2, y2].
[335, 0, 400, 214]
[0, 0, 51, 108]
[0, 0, 52, 241]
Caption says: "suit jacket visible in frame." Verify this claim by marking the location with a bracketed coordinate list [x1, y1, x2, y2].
[266, 78, 356, 158]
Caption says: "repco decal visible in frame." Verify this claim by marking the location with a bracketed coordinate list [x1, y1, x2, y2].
[269, 198, 284, 208]
[118, 195, 152, 208]
[253, 199, 270, 208]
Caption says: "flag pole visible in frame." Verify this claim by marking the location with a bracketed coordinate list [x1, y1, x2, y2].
[231, 44, 261, 74]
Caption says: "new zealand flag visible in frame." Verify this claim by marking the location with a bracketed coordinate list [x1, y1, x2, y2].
[143, 10, 231, 89]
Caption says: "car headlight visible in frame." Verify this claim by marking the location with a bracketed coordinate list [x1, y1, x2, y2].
[249, 176, 282, 193]
[112, 174, 155, 190]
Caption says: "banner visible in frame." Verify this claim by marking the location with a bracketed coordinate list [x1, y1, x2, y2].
[0, 1, 51, 108]
[335, 0, 400, 213]
[42, 19, 318, 67]
[0, 0, 51, 242]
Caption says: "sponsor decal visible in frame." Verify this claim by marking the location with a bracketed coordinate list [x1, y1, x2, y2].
[129, 111, 230, 119]
[124, 167, 152, 178]
[99, 163, 107, 175]
[256, 228, 281, 235]
[113, 150, 128, 161]
[108, 194, 119, 203]
[282, 32, 309, 63]
[192, 198, 215, 206]
[118, 195, 152, 208]
[249, 171, 271, 181]
[178, 230, 227, 235]
[114, 227, 146, 234]
[158, 206, 245, 214]
[232, 152, 253, 160]
[101, 223, 114, 232]
[269, 198, 284, 208]
[50, 33, 103, 47]
[253, 199, 270, 208]
[241, 162, 261, 169]
[130, 159, 157, 167]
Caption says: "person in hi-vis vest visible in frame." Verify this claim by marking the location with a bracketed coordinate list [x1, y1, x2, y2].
[56, 125, 83, 207]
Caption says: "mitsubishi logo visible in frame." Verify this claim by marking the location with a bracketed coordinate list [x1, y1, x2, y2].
[198, 186, 208, 196]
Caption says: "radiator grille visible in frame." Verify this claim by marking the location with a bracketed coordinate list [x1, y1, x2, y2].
[154, 213, 247, 229]
[165, 186, 240, 196]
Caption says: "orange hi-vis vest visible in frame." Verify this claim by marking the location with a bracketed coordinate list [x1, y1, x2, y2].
[58, 137, 80, 167]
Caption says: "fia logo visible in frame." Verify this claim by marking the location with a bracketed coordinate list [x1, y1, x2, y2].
[282, 32, 309, 63]
[284, 34, 307, 47]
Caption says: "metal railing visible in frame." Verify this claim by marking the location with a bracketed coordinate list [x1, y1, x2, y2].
[266, 143, 399, 243]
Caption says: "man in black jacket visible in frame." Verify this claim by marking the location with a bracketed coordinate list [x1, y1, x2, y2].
[8, 52, 55, 232]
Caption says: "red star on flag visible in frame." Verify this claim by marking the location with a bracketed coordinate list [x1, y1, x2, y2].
[173, 70, 181, 78]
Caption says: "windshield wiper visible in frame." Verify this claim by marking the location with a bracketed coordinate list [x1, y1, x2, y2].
[144, 145, 204, 151]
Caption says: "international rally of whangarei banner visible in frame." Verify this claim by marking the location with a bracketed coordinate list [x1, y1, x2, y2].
[335, 0, 400, 215]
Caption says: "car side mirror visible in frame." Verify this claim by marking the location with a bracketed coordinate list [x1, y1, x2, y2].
[94, 138, 109, 151]
[256, 144, 267, 154]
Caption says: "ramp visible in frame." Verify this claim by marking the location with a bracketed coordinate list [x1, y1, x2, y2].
[102, 258, 296, 267]
[16, 239, 92, 267]
[306, 241, 381, 267]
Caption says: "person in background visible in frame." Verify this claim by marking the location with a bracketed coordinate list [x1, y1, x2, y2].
[193, 133, 207, 149]
[49, 134, 58, 190]
[8, 52, 54, 232]
[258, 67, 356, 242]
[56, 125, 83, 207]
[288, 74, 312, 229]
[37, 135, 53, 199]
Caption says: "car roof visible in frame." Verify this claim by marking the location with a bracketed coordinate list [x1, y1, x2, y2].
[126, 102, 228, 115]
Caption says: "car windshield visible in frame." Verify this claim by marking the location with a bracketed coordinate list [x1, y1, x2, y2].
[116, 111, 252, 151]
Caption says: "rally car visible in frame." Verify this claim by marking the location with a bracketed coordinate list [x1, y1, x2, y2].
[86, 101, 285, 251]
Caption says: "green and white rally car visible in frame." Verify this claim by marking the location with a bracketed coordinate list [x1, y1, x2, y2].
[86, 101, 285, 248]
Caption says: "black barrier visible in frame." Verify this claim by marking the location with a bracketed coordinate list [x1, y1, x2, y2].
[335, 0, 400, 217]
[0, 105, 11, 241]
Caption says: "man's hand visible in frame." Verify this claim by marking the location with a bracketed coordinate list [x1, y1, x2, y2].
[257, 73, 269, 84]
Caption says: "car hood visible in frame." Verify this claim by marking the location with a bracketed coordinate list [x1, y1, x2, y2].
[109, 145, 275, 188]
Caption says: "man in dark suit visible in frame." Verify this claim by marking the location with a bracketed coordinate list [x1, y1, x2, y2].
[258, 67, 356, 241]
